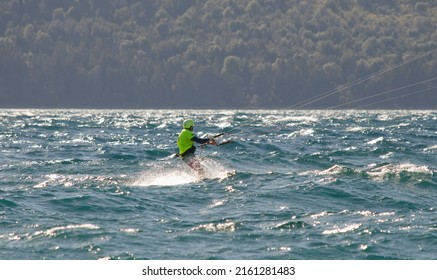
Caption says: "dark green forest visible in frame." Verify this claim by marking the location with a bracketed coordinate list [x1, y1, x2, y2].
[1, 0, 436, 109]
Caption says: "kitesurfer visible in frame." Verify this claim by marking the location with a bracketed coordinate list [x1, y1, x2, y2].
[177, 119, 217, 171]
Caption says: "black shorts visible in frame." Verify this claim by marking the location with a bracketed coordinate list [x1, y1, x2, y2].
[180, 146, 196, 159]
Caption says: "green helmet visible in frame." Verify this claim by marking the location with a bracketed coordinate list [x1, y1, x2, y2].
[183, 119, 194, 129]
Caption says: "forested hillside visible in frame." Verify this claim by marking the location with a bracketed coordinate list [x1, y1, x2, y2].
[1, 0, 436, 108]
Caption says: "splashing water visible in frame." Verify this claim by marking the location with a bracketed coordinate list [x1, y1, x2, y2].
[131, 157, 233, 187]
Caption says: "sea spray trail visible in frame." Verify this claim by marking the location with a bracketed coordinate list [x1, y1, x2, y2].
[132, 156, 233, 187]
[0, 109, 436, 259]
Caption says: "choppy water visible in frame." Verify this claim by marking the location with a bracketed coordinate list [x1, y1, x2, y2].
[1, 109, 436, 259]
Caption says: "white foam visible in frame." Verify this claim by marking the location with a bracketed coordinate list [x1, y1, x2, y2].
[287, 128, 315, 138]
[299, 165, 348, 176]
[323, 223, 361, 235]
[274, 115, 318, 123]
[319, 165, 345, 175]
[132, 158, 232, 187]
[190, 221, 236, 232]
[33, 174, 113, 189]
[424, 145, 437, 151]
[132, 169, 199, 187]
[35, 224, 100, 237]
[216, 121, 232, 129]
[367, 136, 384, 145]
[380, 152, 394, 159]
[367, 163, 433, 180]
[346, 126, 369, 132]
[119, 228, 140, 233]
[208, 199, 228, 208]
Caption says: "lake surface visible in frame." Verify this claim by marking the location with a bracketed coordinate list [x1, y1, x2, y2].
[1, 109, 436, 259]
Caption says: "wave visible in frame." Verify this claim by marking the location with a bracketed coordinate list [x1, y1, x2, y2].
[424, 145, 437, 152]
[190, 220, 237, 232]
[300, 165, 358, 177]
[34, 224, 100, 238]
[323, 223, 362, 235]
[366, 163, 434, 181]
[301, 163, 434, 185]
[271, 220, 309, 230]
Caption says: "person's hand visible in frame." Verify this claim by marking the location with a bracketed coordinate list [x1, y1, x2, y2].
[208, 138, 218, 146]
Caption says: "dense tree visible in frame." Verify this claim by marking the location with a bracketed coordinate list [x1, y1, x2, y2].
[0, 0, 436, 109]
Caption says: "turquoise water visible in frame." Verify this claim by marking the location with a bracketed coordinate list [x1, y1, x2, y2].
[1, 109, 436, 259]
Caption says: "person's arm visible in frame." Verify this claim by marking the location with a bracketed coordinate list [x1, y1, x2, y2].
[192, 136, 209, 144]
[192, 136, 217, 145]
